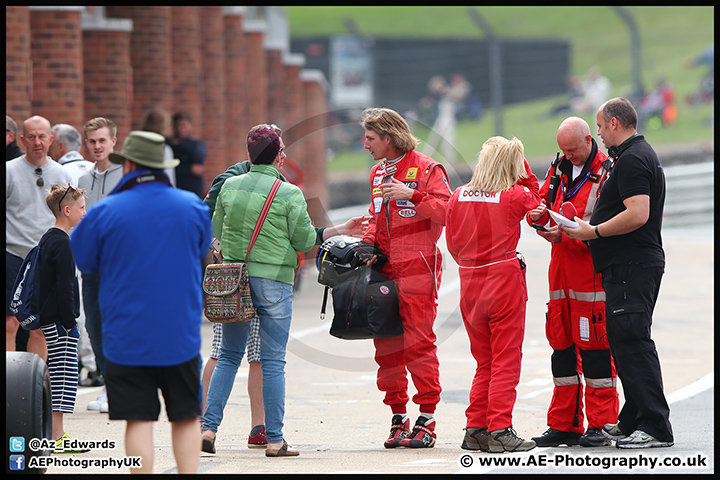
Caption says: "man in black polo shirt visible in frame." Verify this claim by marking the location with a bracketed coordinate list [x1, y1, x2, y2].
[560, 97, 673, 449]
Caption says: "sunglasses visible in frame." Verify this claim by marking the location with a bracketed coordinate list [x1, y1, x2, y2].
[58, 185, 78, 212]
[35, 167, 44, 187]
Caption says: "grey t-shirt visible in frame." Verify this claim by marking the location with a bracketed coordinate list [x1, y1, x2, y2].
[6, 155, 73, 259]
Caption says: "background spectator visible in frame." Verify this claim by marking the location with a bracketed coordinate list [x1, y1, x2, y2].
[170, 111, 207, 198]
[6, 115, 24, 161]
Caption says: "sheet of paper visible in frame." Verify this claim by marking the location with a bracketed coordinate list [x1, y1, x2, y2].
[548, 209, 579, 228]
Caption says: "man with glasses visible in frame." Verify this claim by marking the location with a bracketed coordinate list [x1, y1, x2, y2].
[6, 115, 72, 356]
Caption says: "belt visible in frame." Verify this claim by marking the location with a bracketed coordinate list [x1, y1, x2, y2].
[457, 251, 517, 269]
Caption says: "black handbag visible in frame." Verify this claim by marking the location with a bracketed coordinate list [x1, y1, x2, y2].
[328, 265, 403, 340]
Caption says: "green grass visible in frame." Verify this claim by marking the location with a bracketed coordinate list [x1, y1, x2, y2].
[286, 6, 714, 173]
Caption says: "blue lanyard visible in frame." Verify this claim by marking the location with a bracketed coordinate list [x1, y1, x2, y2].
[561, 171, 592, 202]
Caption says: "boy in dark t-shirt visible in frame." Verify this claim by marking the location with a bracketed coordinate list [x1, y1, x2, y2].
[38, 183, 88, 452]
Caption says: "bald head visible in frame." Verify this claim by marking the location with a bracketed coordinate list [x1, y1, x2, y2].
[20, 115, 54, 165]
[23, 115, 52, 134]
[556, 116, 593, 167]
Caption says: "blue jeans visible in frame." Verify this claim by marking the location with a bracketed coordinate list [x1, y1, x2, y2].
[82, 272, 106, 377]
[202, 277, 292, 444]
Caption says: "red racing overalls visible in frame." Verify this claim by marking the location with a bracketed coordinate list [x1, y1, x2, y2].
[446, 160, 540, 432]
[362, 149, 451, 414]
[526, 142, 618, 433]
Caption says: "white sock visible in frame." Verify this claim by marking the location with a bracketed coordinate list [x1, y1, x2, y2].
[419, 412, 435, 422]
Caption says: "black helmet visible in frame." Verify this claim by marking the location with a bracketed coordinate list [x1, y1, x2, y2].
[316, 235, 386, 287]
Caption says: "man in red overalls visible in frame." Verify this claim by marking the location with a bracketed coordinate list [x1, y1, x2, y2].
[360, 108, 451, 449]
[527, 116, 619, 447]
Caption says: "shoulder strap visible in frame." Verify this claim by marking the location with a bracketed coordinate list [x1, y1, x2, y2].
[246, 178, 283, 259]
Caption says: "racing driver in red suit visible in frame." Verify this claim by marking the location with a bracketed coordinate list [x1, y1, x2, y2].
[527, 116, 618, 448]
[360, 107, 451, 449]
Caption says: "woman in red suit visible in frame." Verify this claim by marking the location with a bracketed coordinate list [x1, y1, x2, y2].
[445, 136, 540, 453]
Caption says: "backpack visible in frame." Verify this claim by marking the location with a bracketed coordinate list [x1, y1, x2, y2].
[9, 243, 49, 330]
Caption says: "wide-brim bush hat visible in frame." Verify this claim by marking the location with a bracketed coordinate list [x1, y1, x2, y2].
[109, 130, 180, 169]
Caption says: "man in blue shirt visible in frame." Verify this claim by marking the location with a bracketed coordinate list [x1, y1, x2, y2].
[71, 131, 212, 473]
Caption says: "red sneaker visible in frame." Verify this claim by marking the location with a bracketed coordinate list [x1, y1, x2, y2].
[384, 415, 410, 448]
[248, 425, 267, 448]
[399, 416, 436, 448]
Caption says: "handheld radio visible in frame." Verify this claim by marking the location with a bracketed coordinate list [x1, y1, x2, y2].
[546, 152, 561, 205]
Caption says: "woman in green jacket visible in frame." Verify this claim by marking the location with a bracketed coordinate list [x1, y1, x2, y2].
[202, 126, 313, 457]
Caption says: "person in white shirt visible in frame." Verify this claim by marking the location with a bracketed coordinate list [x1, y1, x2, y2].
[49, 123, 94, 185]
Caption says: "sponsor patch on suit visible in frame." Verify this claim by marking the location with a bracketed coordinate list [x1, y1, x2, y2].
[373, 196, 383, 213]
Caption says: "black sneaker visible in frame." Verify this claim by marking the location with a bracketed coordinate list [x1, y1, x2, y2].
[531, 428, 582, 447]
[579, 428, 612, 447]
[488, 427, 536, 453]
[461, 427, 489, 451]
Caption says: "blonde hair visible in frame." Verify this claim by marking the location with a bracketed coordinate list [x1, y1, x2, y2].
[83, 117, 117, 138]
[46, 183, 86, 214]
[468, 136, 527, 193]
[360, 107, 419, 153]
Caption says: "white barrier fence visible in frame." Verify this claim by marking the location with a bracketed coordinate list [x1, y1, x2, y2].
[663, 159, 714, 228]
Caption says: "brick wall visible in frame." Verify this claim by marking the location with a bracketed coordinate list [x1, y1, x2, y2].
[106, 6, 173, 131]
[5, 6, 31, 122]
[266, 48, 285, 128]
[244, 22, 268, 127]
[223, 9, 249, 165]
[200, 7, 227, 186]
[28, 7, 85, 128]
[281, 55, 307, 192]
[300, 70, 330, 226]
[5, 6, 329, 208]
[170, 7, 202, 126]
[282, 56, 305, 148]
[82, 18, 133, 146]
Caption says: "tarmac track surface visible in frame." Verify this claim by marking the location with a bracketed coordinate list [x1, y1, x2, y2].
[49, 217, 713, 475]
